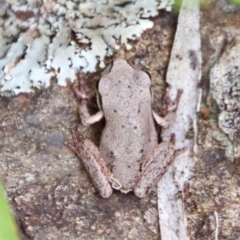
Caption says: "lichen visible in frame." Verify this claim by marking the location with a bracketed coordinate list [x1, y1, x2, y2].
[0, 0, 173, 95]
[210, 36, 240, 160]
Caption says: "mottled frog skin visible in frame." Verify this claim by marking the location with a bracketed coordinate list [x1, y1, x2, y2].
[68, 58, 179, 198]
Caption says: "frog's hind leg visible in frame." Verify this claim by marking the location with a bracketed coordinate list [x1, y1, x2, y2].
[134, 142, 175, 198]
[66, 134, 113, 198]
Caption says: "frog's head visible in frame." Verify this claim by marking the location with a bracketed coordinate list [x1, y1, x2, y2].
[98, 58, 152, 115]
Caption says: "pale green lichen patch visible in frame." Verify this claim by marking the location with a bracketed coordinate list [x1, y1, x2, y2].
[0, 0, 173, 95]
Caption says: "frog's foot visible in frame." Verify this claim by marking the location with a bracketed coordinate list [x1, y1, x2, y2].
[134, 142, 175, 198]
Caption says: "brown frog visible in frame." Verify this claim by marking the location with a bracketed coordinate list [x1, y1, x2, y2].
[68, 58, 181, 198]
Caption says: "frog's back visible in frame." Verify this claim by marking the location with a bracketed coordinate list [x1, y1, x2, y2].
[98, 58, 158, 192]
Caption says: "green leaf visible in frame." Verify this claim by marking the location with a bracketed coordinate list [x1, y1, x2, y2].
[0, 180, 19, 240]
[230, 0, 240, 5]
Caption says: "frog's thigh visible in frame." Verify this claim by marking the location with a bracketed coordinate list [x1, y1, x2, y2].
[80, 139, 113, 198]
[134, 142, 174, 198]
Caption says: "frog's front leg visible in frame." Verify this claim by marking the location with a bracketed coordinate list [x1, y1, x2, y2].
[66, 133, 113, 198]
[161, 88, 183, 116]
[152, 89, 183, 128]
[68, 76, 104, 126]
[134, 142, 175, 198]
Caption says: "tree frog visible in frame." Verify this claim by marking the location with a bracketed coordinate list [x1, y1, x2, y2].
[67, 58, 181, 198]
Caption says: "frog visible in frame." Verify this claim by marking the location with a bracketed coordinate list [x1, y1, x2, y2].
[67, 58, 182, 198]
